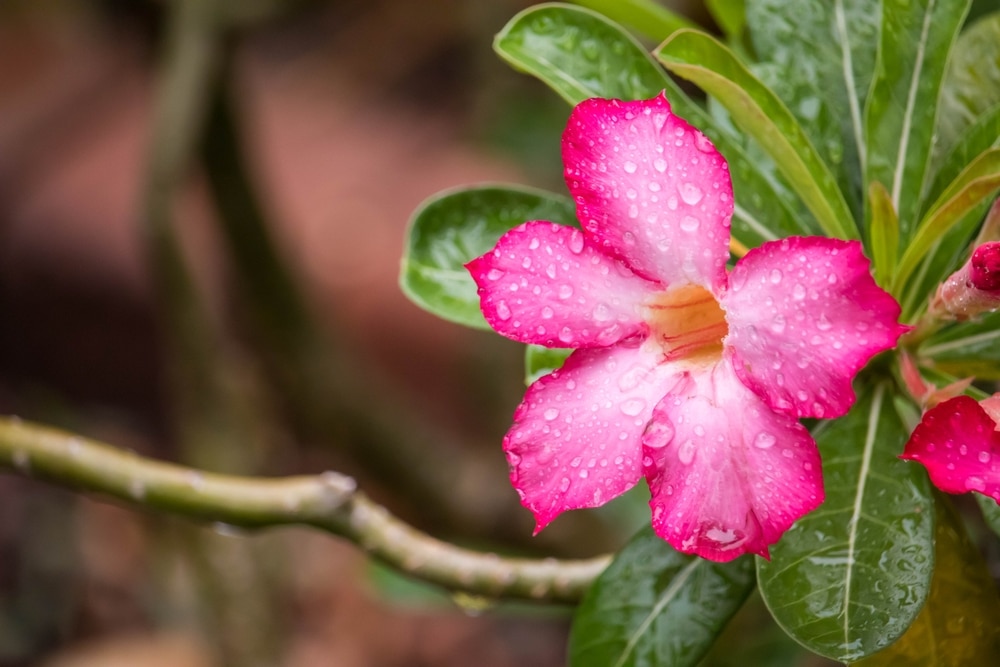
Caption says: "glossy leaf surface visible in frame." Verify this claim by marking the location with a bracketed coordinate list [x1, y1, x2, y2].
[494, 3, 674, 105]
[864, 0, 971, 239]
[854, 497, 1000, 666]
[569, 526, 755, 667]
[567, 0, 695, 42]
[401, 185, 576, 329]
[494, 4, 814, 248]
[758, 384, 935, 662]
[936, 11, 1000, 161]
[655, 29, 857, 240]
[745, 0, 879, 217]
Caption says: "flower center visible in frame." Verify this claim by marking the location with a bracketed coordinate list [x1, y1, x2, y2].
[645, 284, 728, 363]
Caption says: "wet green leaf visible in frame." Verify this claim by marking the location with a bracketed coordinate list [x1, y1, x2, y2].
[567, 0, 695, 42]
[869, 181, 900, 286]
[400, 184, 576, 328]
[923, 102, 1000, 214]
[745, 0, 879, 221]
[493, 4, 815, 249]
[758, 384, 935, 662]
[569, 526, 755, 667]
[919, 311, 1000, 380]
[494, 3, 674, 106]
[524, 345, 572, 385]
[655, 29, 857, 240]
[864, 0, 971, 241]
[893, 147, 1000, 295]
[936, 11, 1000, 161]
[853, 496, 1000, 666]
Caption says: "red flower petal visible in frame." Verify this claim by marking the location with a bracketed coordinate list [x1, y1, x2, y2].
[901, 395, 1000, 501]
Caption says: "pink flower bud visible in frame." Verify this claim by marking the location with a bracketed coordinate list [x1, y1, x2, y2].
[929, 242, 1000, 320]
[969, 242, 1000, 292]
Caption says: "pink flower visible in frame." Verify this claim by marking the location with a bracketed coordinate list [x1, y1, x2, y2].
[466, 94, 908, 561]
[901, 394, 1000, 501]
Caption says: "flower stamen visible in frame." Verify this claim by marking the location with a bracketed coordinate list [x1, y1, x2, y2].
[645, 285, 728, 362]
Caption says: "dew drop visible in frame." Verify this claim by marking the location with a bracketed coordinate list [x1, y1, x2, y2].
[559, 477, 570, 492]
[679, 182, 704, 205]
[694, 132, 714, 153]
[966, 476, 987, 492]
[487, 269, 502, 281]
[541, 306, 554, 319]
[620, 398, 646, 416]
[529, 237, 540, 250]
[593, 303, 612, 321]
[568, 230, 585, 254]
[496, 301, 512, 320]
[680, 215, 700, 232]
[653, 158, 667, 173]
[979, 451, 991, 464]
[558, 327, 574, 343]
[628, 204, 639, 219]
[754, 432, 776, 449]
[644, 420, 674, 448]
[792, 283, 806, 300]
[770, 315, 786, 334]
[769, 269, 783, 284]
[816, 313, 832, 331]
[623, 160, 637, 174]
[677, 439, 696, 465]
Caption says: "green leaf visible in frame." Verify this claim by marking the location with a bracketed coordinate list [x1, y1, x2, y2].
[869, 181, 900, 286]
[494, 3, 675, 106]
[400, 184, 577, 329]
[864, 0, 972, 240]
[745, 0, 880, 220]
[493, 4, 815, 248]
[853, 496, 1000, 666]
[936, 11, 1000, 161]
[919, 311, 1000, 380]
[655, 29, 858, 240]
[976, 492, 1000, 537]
[706, 0, 746, 41]
[567, 0, 696, 42]
[524, 345, 572, 385]
[924, 102, 1000, 213]
[758, 383, 935, 662]
[892, 147, 1000, 295]
[569, 526, 755, 667]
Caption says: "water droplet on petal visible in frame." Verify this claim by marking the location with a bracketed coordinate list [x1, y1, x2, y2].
[541, 306, 554, 319]
[694, 132, 714, 153]
[559, 477, 570, 492]
[568, 229, 585, 254]
[623, 160, 637, 174]
[644, 420, 674, 448]
[620, 398, 646, 416]
[653, 158, 667, 173]
[487, 269, 503, 281]
[528, 237, 540, 250]
[679, 182, 704, 205]
[967, 476, 987, 492]
[771, 315, 786, 334]
[593, 303, 611, 321]
[680, 215, 699, 232]
[754, 432, 776, 449]
[816, 313, 832, 331]
[769, 269, 783, 284]
[979, 451, 991, 464]
[677, 439, 696, 465]
[496, 301, 512, 320]
[792, 283, 806, 300]
[558, 284, 573, 299]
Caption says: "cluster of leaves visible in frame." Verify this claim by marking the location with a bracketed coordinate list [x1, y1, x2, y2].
[400, 0, 1000, 664]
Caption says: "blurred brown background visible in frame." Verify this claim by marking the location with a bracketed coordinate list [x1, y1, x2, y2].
[0, 1, 709, 665]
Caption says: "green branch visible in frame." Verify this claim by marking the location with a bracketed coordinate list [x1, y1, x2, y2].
[0, 417, 608, 604]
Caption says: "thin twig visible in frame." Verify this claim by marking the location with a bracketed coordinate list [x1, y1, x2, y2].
[0, 417, 609, 604]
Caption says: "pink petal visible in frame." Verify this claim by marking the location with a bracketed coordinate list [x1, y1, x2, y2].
[643, 356, 824, 561]
[562, 94, 733, 292]
[723, 237, 907, 419]
[467, 221, 657, 347]
[901, 395, 1000, 501]
[505, 338, 683, 531]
